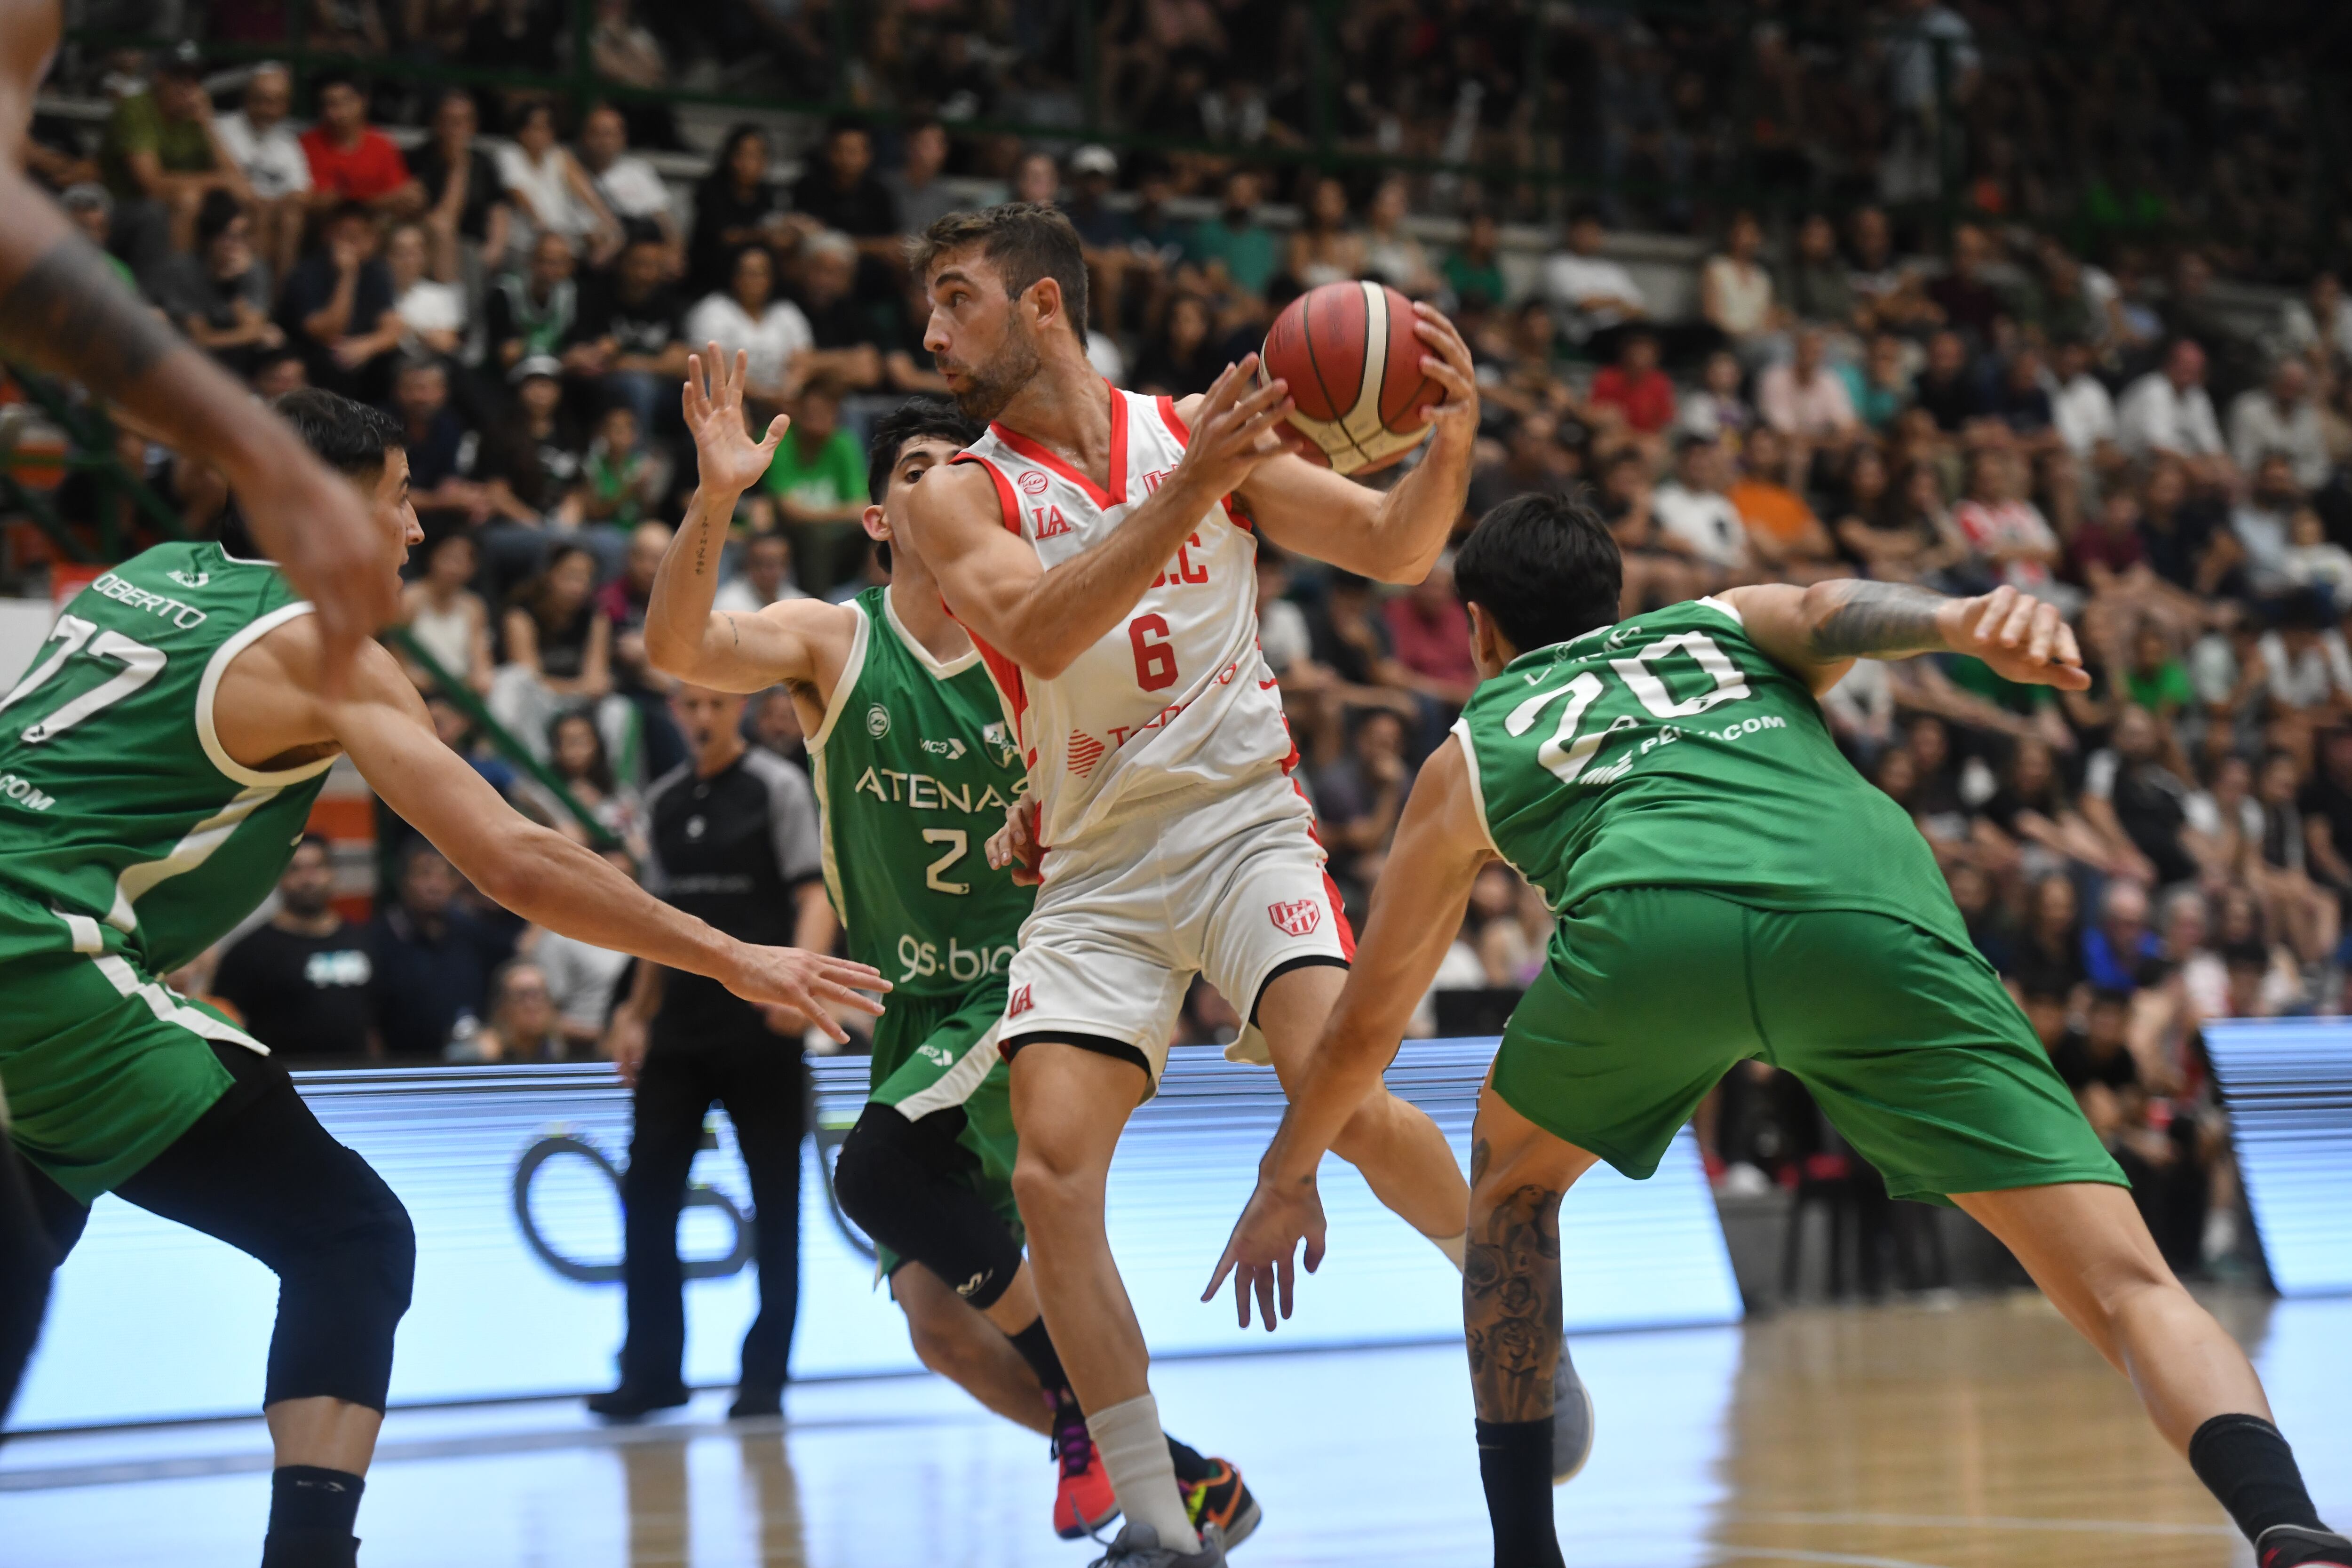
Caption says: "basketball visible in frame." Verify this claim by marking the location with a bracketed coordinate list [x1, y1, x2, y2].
[1258, 280, 1445, 476]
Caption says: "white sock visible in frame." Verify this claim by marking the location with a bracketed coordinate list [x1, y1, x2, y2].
[1428, 1228, 1469, 1272]
[1088, 1393, 1198, 1552]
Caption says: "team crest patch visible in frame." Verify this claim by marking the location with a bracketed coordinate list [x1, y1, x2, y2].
[1007, 984, 1035, 1019]
[167, 568, 209, 589]
[1017, 469, 1050, 496]
[1267, 899, 1322, 937]
[866, 703, 891, 737]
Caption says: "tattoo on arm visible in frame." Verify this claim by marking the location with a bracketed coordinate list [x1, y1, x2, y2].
[1462, 1180, 1563, 1423]
[0, 236, 177, 400]
[1805, 580, 1950, 661]
[725, 613, 740, 648]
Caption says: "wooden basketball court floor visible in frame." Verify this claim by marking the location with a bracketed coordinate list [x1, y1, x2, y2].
[3, 1290, 2345, 1567]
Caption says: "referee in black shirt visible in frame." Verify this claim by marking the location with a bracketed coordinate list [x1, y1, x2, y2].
[588, 683, 835, 1420]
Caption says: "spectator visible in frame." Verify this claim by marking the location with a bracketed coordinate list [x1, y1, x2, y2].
[2229, 358, 2331, 493]
[520, 708, 646, 857]
[299, 72, 421, 217]
[790, 229, 887, 391]
[1755, 326, 1860, 456]
[1443, 208, 1509, 312]
[578, 405, 670, 530]
[492, 542, 620, 766]
[530, 858, 637, 1054]
[2122, 623, 2196, 722]
[2082, 879, 2161, 994]
[578, 103, 679, 264]
[1986, 346, 2056, 440]
[1912, 329, 1987, 433]
[1783, 212, 1860, 331]
[387, 357, 483, 531]
[586, 0, 673, 149]
[2139, 458, 2242, 600]
[384, 221, 466, 362]
[2234, 452, 2306, 597]
[1187, 168, 1279, 304]
[1677, 349, 1755, 444]
[883, 118, 963, 237]
[2280, 270, 2352, 371]
[2051, 336, 2119, 460]
[1253, 543, 1311, 677]
[99, 42, 247, 271]
[478, 356, 587, 541]
[2118, 340, 2231, 483]
[366, 844, 515, 1060]
[1980, 735, 2127, 877]
[212, 836, 375, 1060]
[570, 234, 693, 426]
[1727, 426, 1838, 580]
[1587, 330, 1677, 441]
[2255, 590, 2352, 740]
[2283, 506, 2352, 598]
[399, 530, 494, 694]
[156, 191, 281, 380]
[596, 520, 683, 761]
[487, 232, 580, 374]
[212, 60, 308, 282]
[2162, 252, 2260, 402]
[410, 89, 511, 281]
[1360, 175, 1438, 297]
[1542, 204, 1646, 354]
[1954, 446, 2066, 602]
[465, 0, 564, 98]
[791, 114, 899, 255]
[714, 530, 806, 614]
[2082, 704, 2199, 886]
[1700, 209, 1783, 360]
[1478, 298, 1581, 423]
[1313, 707, 1410, 877]
[684, 242, 813, 403]
[500, 101, 620, 265]
[1845, 204, 1939, 334]
[1838, 331, 1914, 434]
[761, 375, 871, 595]
[1383, 553, 1480, 715]
[450, 960, 569, 1063]
[686, 125, 790, 297]
[1925, 223, 2005, 345]
[1653, 434, 1751, 578]
[278, 201, 400, 397]
[1129, 291, 1220, 398]
[1837, 451, 1965, 583]
[1822, 657, 1899, 768]
[1468, 409, 1580, 521]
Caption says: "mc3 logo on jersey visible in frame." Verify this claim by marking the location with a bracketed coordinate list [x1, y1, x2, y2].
[1267, 899, 1322, 938]
[1017, 469, 1050, 496]
[866, 703, 891, 738]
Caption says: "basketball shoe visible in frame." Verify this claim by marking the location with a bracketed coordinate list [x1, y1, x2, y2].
[1052, 1410, 1121, 1540]
[1553, 1338, 1596, 1482]
[2259, 1525, 2352, 1568]
[1088, 1520, 1226, 1568]
[1180, 1457, 1261, 1549]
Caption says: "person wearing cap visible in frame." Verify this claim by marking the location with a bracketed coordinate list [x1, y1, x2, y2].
[474, 352, 592, 584]
[1061, 141, 1147, 340]
[99, 43, 251, 265]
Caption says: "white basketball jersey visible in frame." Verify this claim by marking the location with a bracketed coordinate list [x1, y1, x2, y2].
[952, 387, 1294, 848]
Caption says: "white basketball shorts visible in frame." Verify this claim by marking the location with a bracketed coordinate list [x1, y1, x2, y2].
[998, 769, 1355, 1089]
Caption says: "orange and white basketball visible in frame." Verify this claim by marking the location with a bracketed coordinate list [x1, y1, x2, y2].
[1258, 280, 1445, 476]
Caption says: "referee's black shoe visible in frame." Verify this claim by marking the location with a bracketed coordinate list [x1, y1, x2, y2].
[586, 1381, 691, 1421]
[727, 1385, 783, 1419]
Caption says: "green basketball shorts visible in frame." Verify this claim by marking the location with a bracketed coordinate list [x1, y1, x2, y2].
[866, 985, 1022, 1273]
[0, 882, 265, 1205]
[1493, 885, 2126, 1204]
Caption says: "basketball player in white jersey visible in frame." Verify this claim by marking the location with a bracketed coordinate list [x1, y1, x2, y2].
[900, 204, 1586, 1567]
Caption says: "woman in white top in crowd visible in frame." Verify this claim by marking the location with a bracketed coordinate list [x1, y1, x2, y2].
[498, 102, 620, 265]
[398, 530, 494, 694]
[384, 221, 467, 360]
[683, 243, 812, 403]
[1360, 175, 1438, 296]
[1701, 209, 1785, 360]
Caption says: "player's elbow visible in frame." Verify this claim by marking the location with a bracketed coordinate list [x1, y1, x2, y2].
[639, 615, 705, 682]
[464, 837, 555, 917]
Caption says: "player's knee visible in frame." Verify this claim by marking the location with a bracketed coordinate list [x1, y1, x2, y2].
[1010, 1144, 1094, 1227]
[263, 1185, 415, 1409]
[834, 1103, 933, 1237]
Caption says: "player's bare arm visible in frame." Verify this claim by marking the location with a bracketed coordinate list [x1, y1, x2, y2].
[1724, 580, 2092, 698]
[643, 345, 856, 697]
[1214, 302, 1480, 585]
[906, 357, 1295, 677]
[1206, 733, 1494, 1328]
[212, 625, 887, 1037]
[0, 0, 393, 689]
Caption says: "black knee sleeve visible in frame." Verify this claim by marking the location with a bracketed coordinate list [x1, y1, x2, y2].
[833, 1103, 1024, 1311]
[262, 1178, 416, 1412]
[0, 1145, 59, 1430]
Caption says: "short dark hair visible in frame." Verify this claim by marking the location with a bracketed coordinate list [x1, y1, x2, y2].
[196, 188, 243, 247]
[293, 831, 333, 859]
[866, 397, 982, 504]
[217, 390, 402, 559]
[1452, 490, 1623, 655]
[907, 203, 1090, 343]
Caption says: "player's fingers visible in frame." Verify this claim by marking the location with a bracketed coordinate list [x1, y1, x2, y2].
[1200, 356, 1247, 417]
[1303, 1223, 1325, 1274]
[1233, 1266, 1252, 1329]
[1253, 1262, 1278, 1332]
[1998, 590, 2038, 649]
[2025, 604, 2060, 666]
[788, 986, 848, 1043]
[760, 414, 792, 454]
[1277, 1251, 1295, 1321]
[816, 958, 890, 991]
[682, 352, 706, 415]
[1011, 865, 1043, 887]
[1201, 1250, 1235, 1305]
[810, 980, 887, 1017]
[1221, 377, 1290, 434]
[731, 348, 751, 403]
[2052, 618, 2086, 672]
[1968, 587, 2013, 647]
[1413, 307, 1473, 369]
[1420, 352, 1477, 401]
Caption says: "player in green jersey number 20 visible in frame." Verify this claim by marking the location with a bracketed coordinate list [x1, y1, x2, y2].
[641, 351, 1253, 1545]
[1211, 494, 2351, 1568]
[0, 391, 884, 1568]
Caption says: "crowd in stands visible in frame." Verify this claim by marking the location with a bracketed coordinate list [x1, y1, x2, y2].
[31, 22, 2351, 1289]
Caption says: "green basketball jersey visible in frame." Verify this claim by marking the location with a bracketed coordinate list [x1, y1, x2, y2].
[1454, 596, 1968, 950]
[810, 588, 1034, 996]
[0, 541, 332, 973]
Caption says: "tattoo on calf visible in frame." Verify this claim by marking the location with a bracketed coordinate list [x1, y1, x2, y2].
[1463, 1180, 1563, 1423]
[0, 237, 175, 400]
[1806, 580, 1949, 661]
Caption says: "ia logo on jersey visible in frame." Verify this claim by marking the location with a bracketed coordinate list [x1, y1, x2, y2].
[866, 703, 891, 738]
[167, 567, 210, 589]
[981, 722, 1019, 769]
[921, 737, 968, 760]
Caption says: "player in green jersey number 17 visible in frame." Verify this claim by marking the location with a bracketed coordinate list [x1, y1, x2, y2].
[641, 350, 1254, 1546]
[1208, 493, 2351, 1568]
[0, 390, 884, 1568]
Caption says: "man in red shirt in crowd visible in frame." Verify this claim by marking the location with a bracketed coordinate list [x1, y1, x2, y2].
[300, 72, 421, 217]
[1587, 328, 1676, 469]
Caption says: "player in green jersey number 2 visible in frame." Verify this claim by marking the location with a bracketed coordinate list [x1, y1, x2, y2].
[642, 350, 1254, 1546]
[1210, 494, 2350, 1568]
[0, 391, 885, 1568]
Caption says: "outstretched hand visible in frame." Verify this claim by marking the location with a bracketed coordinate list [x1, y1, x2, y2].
[1202, 1174, 1327, 1332]
[1939, 584, 2092, 691]
[683, 343, 790, 497]
[721, 943, 887, 1045]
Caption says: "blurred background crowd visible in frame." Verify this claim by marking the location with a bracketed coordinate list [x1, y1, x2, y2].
[11, 0, 2352, 1291]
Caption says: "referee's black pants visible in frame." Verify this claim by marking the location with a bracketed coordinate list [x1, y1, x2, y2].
[618, 1025, 805, 1396]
